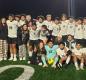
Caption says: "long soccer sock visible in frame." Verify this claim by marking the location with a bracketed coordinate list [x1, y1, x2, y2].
[80, 63, 84, 69]
[74, 62, 79, 68]
[41, 56, 47, 65]
[53, 57, 58, 65]
[66, 56, 71, 64]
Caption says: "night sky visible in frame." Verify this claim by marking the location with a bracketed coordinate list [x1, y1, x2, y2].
[0, 0, 86, 18]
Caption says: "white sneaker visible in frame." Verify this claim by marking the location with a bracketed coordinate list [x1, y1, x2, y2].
[3, 58, 7, 60]
[38, 62, 42, 66]
[0, 58, 3, 61]
[52, 64, 56, 68]
[9, 57, 13, 60]
[13, 58, 17, 61]
[43, 64, 48, 68]
[28, 61, 31, 64]
[80, 67, 84, 70]
[22, 57, 26, 60]
[20, 58, 22, 61]
[76, 67, 80, 70]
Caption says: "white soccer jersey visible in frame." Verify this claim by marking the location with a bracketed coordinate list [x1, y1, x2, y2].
[39, 30, 49, 40]
[59, 21, 68, 36]
[7, 20, 18, 38]
[29, 29, 40, 40]
[83, 24, 86, 39]
[67, 23, 75, 36]
[43, 20, 53, 30]
[19, 20, 26, 26]
[72, 48, 83, 56]
[81, 48, 86, 54]
[74, 25, 83, 39]
[52, 23, 60, 36]
[36, 21, 44, 30]
[56, 47, 69, 58]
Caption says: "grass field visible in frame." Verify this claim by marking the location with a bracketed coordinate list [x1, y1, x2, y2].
[0, 61, 86, 80]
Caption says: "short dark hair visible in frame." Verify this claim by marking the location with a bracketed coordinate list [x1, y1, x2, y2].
[58, 42, 65, 46]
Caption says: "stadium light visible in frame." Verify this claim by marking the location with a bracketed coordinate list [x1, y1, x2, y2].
[68, 0, 75, 17]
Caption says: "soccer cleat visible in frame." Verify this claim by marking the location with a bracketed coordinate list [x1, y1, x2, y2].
[28, 61, 31, 64]
[3, 58, 7, 60]
[13, 58, 17, 61]
[19, 58, 23, 61]
[9, 57, 13, 60]
[80, 67, 84, 70]
[22, 57, 26, 60]
[76, 67, 80, 70]
[52, 64, 56, 68]
[38, 62, 42, 66]
[0, 58, 3, 61]
[43, 64, 48, 68]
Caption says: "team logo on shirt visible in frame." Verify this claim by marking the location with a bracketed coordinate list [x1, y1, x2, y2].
[9, 26, 12, 29]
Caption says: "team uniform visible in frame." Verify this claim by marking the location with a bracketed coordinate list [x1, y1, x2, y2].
[74, 24, 83, 44]
[19, 20, 26, 27]
[52, 23, 60, 44]
[67, 22, 75, 36]
[36, 21, 44, 30]
[29, 28, 40, 48]
[82, 24, 86, 47]
[7, 20, 18, 44]
[72, 48, 84, 70]
[39, 29, 49, 44]
[59, 20, 68, 41]
[56, 47, 71, 67]
[43, 20, 53, 30]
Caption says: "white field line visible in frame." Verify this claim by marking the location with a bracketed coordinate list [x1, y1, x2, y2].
[0, 65, 35, 80]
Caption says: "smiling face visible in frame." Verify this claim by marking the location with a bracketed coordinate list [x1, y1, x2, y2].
[39, 41, 44, 49]
[22, 24, 28, 31]
[9, 16, 14, 21]
[48, 41, 53, 48]
[46, 15, 52, 21]
[59, 44, 65, 50]
[76, 44, 81, 50]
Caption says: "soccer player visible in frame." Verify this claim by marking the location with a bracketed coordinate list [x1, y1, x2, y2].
[74, 18, 83, 44]
[82, 17, 86, 47]
[39, 25, 49, 44]
[59, 14, 69, 41]
[52, 17, 61, 44]
[36, 15, 45, 30]
[56, 42, 72, 68]
[72, 43, 84, 70]
[67, 17, 75, 36]
[19, 14, 26, 26]
[28, 22, 40, 59]
[42, 40, 58, 68]
[7, 14, 18, 61]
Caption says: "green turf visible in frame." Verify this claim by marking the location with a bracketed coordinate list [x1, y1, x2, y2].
[0, 67, 24, 80]
[0, 61, 86, 80]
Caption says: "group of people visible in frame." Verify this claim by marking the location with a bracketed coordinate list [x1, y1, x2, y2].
[0, 13, 86, 70]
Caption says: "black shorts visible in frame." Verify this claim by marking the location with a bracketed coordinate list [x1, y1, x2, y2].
[8, 37, 17, 44]
[29, 40, 39, 48]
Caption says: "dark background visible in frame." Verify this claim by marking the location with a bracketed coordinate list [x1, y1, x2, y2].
[0, 0, 86, 18]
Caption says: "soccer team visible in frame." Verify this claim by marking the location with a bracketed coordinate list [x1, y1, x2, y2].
[0, 13, 86, 70]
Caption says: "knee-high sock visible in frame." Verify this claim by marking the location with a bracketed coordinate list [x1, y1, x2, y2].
[41, 56, 47, 65]
[53, 57, 58, 65]
[66, 56, 71, 64]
